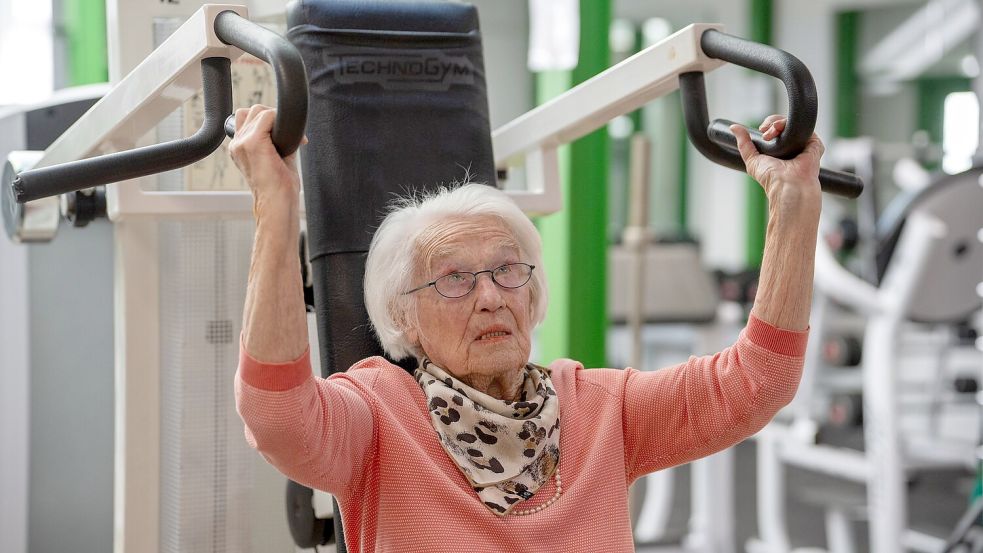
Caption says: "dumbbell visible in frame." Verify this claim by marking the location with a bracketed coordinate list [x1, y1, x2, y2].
[827, 393, 863, 429]
[824, 216, 859, 255]
[823, 335, 863, 367]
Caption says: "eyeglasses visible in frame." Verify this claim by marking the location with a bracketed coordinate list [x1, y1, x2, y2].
[404, 262, 536, 299]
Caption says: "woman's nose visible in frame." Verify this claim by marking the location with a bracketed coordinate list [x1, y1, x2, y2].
[473, 273, 504, 311]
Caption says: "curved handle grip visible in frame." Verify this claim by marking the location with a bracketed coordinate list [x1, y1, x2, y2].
[12, 58, 232, 204]
[679, 30, 863, 199]
[10, 12, 309, 206]
[214, 10, 308, 157]
[700, 29, 817, 160]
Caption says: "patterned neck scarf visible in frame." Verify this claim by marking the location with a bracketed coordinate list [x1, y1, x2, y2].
[415, 360, 560, 516]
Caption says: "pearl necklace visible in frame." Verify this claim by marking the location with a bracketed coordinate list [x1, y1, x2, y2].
[509, 465, 562, 516]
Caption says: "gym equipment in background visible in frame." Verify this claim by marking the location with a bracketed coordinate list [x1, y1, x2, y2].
[748, 165, 983, 553]
[0, 84, 108, 553]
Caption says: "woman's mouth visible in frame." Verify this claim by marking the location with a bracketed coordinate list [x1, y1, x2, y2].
[477, 331, 510, 341]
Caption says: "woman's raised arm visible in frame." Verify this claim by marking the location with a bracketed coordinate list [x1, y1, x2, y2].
[732, 115, 824, 331]
[229, 105, 374, 495]
[230, 104, 309, 362]
[622, 117, 820, 478]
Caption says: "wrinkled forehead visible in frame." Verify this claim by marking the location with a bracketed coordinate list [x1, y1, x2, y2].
[415, 215, 520, 274]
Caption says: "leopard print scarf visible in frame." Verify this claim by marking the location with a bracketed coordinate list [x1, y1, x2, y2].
[415, 360, 560, 516]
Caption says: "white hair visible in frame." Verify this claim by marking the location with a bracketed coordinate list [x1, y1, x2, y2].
[364, 183, 548, 360]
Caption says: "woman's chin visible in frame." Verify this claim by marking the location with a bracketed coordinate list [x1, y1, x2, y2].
[473, 347, 528, 372]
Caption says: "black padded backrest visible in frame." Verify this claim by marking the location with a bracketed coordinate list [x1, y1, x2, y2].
[286, 0, 496, 378]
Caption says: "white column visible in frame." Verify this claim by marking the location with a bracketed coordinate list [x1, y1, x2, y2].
[689, 0, 750, 271]
[0, 217, 30, 553]
[103, 4, 207, 552]
[775, 1, 835, 142]
[113, 219, 162, 553]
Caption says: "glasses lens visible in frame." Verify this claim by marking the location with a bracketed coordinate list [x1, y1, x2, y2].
[493, 263, 533, 288]
[433, 272, 475, 298]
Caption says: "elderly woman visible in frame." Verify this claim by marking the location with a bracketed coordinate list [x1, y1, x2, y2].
[231, 105, 821, 552]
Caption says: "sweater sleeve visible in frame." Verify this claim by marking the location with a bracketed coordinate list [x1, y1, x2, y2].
[623, 314, 807, 481]
[234, 339, 375, 496]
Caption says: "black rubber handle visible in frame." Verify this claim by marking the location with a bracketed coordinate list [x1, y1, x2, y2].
[679, 29, 863, 199]
[215, 10, 308, 157]
[700, 29, 817, 159]
[12, 57, 233, 204]
[10, 12, 309, 205]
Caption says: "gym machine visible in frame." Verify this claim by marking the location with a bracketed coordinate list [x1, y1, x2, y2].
[2, 2, 861, 552]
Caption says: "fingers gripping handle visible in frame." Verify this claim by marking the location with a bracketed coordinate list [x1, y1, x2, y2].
[680, 29, 863, 199]
[225, 116, 237, 140]
[214, 10, 308, 157]
[706, 120, 865, 198]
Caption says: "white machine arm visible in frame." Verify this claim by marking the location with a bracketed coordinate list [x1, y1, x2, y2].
[42, 5, 246, 168]
[813, 209, 949, 318]
[813, 230, 883, 316]
[1, 4, 308, 238]
[495, 24, 863, 214]
[4, 16, 864, 237]
[493, 24, 724, 214]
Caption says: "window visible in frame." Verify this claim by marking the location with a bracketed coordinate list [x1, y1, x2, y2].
[942, 91, 979, 174]
[0, 0, 53, 104]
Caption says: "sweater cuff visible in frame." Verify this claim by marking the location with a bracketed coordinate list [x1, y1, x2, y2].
[239, 335, 312, 391]
[745, 314, 809, 357]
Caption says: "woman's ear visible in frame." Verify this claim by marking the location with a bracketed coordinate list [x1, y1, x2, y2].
[527, 286, 538, 322]
[394, 301, 420, 346]
[405, 325, 419, 346]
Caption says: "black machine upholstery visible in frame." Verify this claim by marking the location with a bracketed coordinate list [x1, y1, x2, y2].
[287, 0, 497, 379]
[284, 1, 497, 548]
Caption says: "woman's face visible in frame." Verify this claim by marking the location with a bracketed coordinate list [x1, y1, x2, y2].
[407, 216, 534, 380]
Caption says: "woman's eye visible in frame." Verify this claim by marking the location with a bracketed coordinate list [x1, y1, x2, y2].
[495, 265, 512, 275]
[447, 273, 467, 283]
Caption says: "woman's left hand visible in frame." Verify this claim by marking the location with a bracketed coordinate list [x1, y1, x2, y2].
[736, 115, 825, 331]
[730, 115, 824, 216]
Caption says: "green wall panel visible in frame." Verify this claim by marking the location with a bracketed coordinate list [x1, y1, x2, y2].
[65, 0, 108, 85]
[835, 11, 860, 139]
[746, 0, 772, 268]
[535, 0, 611, 367]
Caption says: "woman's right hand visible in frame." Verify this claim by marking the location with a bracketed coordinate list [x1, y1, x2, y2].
[235, 105, 310, 363]
[228, 104, 306, 215]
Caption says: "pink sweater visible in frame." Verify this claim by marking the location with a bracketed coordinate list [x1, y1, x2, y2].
[235, 315, 806, 552]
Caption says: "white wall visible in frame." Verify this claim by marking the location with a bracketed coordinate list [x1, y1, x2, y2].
[473, 0, 534, 129]
[0, 208, 30, 553]
[775, 1, 836, 143]
[0, 0, 53, 104]
[695, 0, 756, 271]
